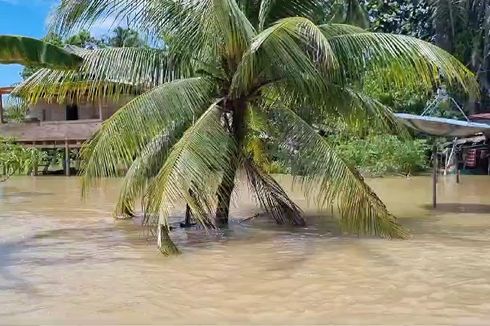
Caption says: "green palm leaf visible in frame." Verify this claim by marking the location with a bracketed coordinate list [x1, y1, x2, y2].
[144, 100, 237, 230]
[273, 106, 408, 239]
[81, 77, 215, 192]
[14, 46, 186, 103]
[255, 0, 326, 30]
[319, 23, 367, 38]
[0, 35, 82, 68]
[231, 17, 337, 99]
[324, 31, 478, 94]
[269, 83, 405, 136]
[115, 124, 186, 218]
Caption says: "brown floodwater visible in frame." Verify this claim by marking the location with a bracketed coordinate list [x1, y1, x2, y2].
[1, 175, 490, 325]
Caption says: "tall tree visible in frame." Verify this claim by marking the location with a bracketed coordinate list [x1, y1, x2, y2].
[329, 0, 370, 28]
[429, 0, 490, 109]
[365, 0, 433, 39]
[21, 30, 100, 79]
[17, 0, 476, 254]
[107, 27, 144, 47]
[65, 30, 100, 48]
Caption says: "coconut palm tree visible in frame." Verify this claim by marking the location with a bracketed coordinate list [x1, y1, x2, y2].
[16, 0, 476, 254]
[0, 35, 82, 68]
[329, 0, 369, 28]
[108, 27, 145, 48]
[429, 0, 490, 104]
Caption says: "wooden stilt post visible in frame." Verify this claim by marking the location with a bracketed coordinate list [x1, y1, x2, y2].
[65, 140, 70, 177]
[74, 148, 81, 173]
[456, 169, 460, 184]
[32, 161, 38, 176]
[0, 93, 4, 124]
[98, 102, 103, 120]
[432, 143, 438, 208]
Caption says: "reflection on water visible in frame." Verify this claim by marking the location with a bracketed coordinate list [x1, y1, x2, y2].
[1, 176, 490, 325]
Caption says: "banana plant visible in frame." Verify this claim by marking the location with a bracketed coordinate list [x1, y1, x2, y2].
[0, 35, 82, 68]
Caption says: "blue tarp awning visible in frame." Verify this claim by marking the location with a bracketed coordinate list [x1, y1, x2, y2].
[394, 113, 490, 137]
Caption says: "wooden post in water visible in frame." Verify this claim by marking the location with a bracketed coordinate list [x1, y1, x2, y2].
[98, 101, 104, 121]
[0, 93, 4, 124]
[432, 143, 438, 208]
[74, 148, 81, 173]
[32, 160, 38, 176]
[456, 169, 460, 184]
[64, 140, 71, 177]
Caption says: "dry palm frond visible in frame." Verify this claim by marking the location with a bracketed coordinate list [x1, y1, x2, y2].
[244, 157, 305, 226]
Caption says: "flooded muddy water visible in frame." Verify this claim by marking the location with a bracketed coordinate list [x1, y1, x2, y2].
[1, 176, 490, 325]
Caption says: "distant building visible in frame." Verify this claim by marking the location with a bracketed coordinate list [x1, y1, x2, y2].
[0, 86, 131, 175]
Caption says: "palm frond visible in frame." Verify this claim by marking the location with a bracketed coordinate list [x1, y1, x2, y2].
[319, 23, 367, 38]
[51, 1, 204, 69]
[245, 104, 269, 132]
[52, 0, 255, 69]
[212, 0, 256, 66]
[323, 30, 478, 95]
[268, 83, 405, 136]
[144, 100, 237, 230]
[51, 0, 151, 35]
[157, 224, 180, 256]
[257, 0, 275, 31]
[272, 106, 408, 239]
[231, 16, 337, 99]
[81, 77, 215, 193]
[255, 0, 326, 30]
[244, 157, 305, 226]
[115, 123, 186, 218]
[14, 46, 187, 103]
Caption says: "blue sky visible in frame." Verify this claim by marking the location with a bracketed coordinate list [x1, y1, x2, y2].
[0, 0, 57, 87]
[0, 0, 115, 90]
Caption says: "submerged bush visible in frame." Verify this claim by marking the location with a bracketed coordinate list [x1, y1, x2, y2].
[331, 134, 429, 177]
[0, 137, 47, 180]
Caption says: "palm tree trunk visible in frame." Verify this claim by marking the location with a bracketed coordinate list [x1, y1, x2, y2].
[215, 166, 238, 225]
[215, 100, 246, 226]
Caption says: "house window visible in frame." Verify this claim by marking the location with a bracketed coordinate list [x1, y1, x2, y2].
[66, 104, 79, 121]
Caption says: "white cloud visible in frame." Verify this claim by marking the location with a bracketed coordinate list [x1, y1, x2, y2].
[90, 16, 126, 37]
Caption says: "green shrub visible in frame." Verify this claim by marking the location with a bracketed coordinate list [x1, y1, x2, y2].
[0, 137, 47, 179]
[331, 134, 429, 177]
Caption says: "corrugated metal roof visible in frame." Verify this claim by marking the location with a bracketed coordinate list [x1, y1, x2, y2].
[395, 113, 490, 137]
